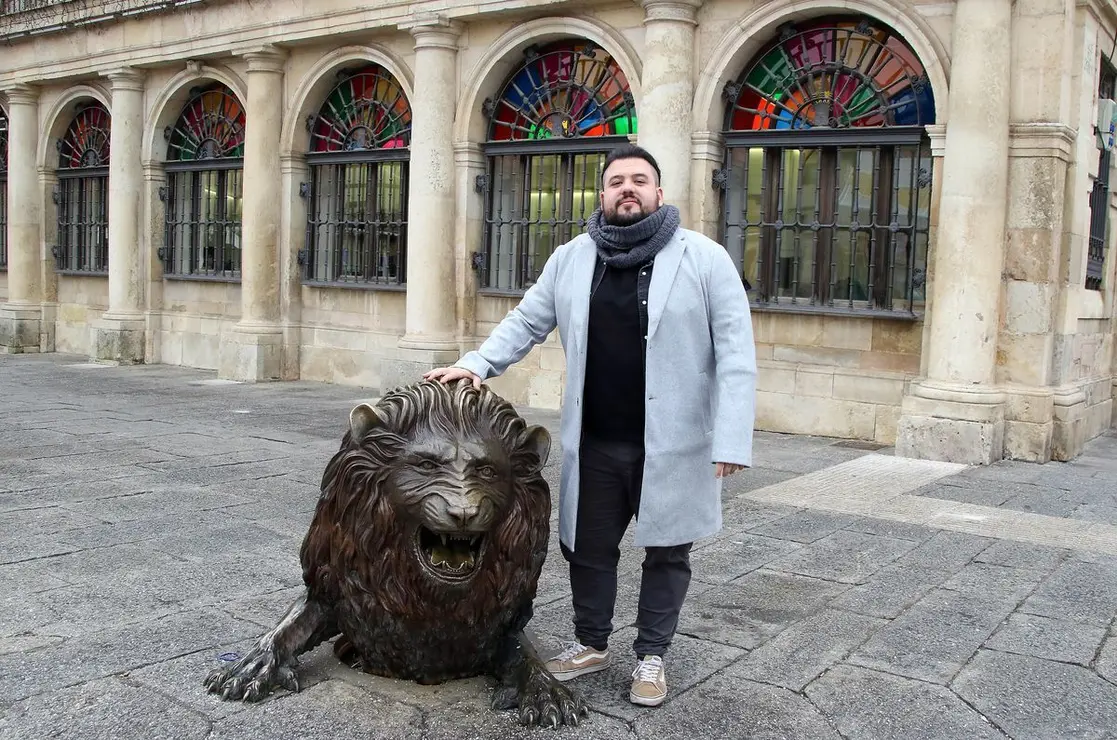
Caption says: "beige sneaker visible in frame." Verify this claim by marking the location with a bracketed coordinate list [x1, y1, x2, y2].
[630, 655, 667, 707]
[544, 641, 611, 682]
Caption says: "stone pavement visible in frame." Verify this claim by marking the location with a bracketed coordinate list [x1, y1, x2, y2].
[1, 353, 1116, 740]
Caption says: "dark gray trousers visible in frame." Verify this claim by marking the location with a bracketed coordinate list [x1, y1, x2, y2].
[559, 435, 693, 658]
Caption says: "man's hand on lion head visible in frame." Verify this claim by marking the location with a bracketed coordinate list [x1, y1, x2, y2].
[423, 365, 482, 389]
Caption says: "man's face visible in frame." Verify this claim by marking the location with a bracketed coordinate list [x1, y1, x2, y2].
[600, 157, 663, 226]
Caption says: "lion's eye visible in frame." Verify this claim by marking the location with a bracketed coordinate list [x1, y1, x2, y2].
[417, 460, 439, 471]
[476, 465, 497, 480]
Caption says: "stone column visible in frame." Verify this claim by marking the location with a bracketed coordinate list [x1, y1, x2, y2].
[0, 85, 41, 352]
[638, 0, 702, 227]
[93, 68, 147, 364]
[383, 16, 462, 389]
[895, 0, 1012, 464]
[219, 46, 286, 382]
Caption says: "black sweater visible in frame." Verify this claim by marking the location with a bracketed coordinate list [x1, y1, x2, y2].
[581, 261, 651, 445]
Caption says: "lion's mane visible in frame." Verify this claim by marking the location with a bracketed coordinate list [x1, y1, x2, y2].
[298, 381, 551, 681]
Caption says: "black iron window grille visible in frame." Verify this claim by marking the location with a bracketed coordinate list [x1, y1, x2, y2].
[718, 16, 936, 316]
[0, 108, 7, 272]
[478, 40, 638, 292]
[54, 101, 110, 274]
[161, 84, 245, 280]
[1087, 60, 1116, 291]
[303, 65, 411, 287]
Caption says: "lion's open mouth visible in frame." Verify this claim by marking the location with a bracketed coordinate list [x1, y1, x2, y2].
[416, 527, 486, 581]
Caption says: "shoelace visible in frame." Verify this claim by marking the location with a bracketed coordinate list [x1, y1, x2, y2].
[632, 656, 663, 682]
[553, 641, 589, 662]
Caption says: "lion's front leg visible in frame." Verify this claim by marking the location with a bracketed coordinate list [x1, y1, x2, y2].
[491, 630, 589, 728]
[203, 591, 337, 702]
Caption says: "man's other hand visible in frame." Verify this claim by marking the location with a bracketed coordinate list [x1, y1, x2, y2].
[423, 366, 482, 389]
[715, 462, 747, 479]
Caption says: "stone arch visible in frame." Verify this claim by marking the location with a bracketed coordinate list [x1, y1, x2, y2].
[282, 45, 415, 156]
[38, 83, 111, 170]
[143, 63, 247, 163]
[453, 15, 643, 145]
[693, 0, 950, 133]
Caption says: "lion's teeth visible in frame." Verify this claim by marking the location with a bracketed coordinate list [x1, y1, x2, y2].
[439, 533, 448, 546]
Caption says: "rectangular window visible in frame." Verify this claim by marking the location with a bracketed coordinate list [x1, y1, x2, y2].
[55, 172, 108, 273]
[720, 139, 932, 314]
[304, 160, 408, 287]
[162, 166, 243, 279]
[480, 150, 605, 292]
[1087, 59, 1117, 291]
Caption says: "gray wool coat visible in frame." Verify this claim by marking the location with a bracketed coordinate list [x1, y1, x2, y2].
[456, 226, 757, 550]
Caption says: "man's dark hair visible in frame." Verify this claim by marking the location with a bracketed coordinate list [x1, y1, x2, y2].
[602, 144, 661, 186]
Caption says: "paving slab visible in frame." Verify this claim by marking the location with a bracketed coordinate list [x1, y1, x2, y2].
[983, 613, 1107, 667]
[806, 664, 1006, 740]
[953, 649, 1117, 740]
[730, 608, 886, 691]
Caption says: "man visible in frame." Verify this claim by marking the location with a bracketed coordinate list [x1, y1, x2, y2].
[424, 144, 756, 708]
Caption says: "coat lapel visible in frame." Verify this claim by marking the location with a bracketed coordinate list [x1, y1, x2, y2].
[566, 240, 598, 356]
[647, 232, 686, 340]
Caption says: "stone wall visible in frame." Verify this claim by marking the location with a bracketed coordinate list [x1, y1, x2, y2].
[54, 275, 107, 355]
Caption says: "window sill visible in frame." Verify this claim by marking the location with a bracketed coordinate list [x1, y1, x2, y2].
[750, 301, 924, 321]
[477, 288, 531, 298]
[163, 273, 241, 284]
[57, 270, 108, 277]
[301, 280, 406, 292]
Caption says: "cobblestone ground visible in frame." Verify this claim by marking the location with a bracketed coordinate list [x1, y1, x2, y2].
[1, 353, 1116, 739]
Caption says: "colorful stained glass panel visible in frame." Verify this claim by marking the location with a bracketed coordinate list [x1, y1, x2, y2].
[487, 41, 637, 142]
[310, 65, 411, 153]
[166, 84, 246, 161]
[58, 102, 111, 169]
[727, 17, 935, 131]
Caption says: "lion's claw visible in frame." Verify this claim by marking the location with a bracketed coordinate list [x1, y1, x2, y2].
[203, 644, 299, 703]
[512, 662, 588, 728]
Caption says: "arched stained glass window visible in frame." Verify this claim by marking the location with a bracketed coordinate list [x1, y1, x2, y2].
[0, 109, 7, 272]
[718, 16, 935, 317]
[487, 42, 637, 141]
[161, 83, 245, 280]
[55, 101, 110, 274]
[726, 17, 935, 131]
[166, 85, 246, 161]
[303, 65, 411, 287]
[479, 40, 637, 292]
[309, 66, 410, 152]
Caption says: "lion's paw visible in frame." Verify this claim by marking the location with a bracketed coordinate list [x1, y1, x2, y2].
[512, 667, 589, 728]
[203, 645, 300, 703]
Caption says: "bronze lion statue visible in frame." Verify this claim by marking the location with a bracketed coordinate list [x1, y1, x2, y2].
[203, 380, 587, 728]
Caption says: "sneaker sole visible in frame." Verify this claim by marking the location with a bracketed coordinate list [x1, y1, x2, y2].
[629, 689, 667, 707]
[548, 660, 611, 682]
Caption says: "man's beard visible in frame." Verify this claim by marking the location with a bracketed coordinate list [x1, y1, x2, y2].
[604, 200, 656, 227]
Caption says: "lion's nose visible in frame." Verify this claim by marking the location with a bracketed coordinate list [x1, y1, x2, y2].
[447, 505, 480, 528]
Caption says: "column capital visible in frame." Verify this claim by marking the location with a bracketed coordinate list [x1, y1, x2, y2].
[452, 141, 484, 167]
[690, 131, 724, 162]
[401, 14, 463, 50]
[4, 83, 39, 106]
[639, 0, 703, 25]
[142, 160, 166, 181]
[280, 152, 308, 174]
[104, 67, 146, 92]
[241, 45, 288, 73]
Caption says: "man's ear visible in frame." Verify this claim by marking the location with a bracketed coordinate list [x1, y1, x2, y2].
[514, 424, 552, 476]
[349, 403, 385, 441]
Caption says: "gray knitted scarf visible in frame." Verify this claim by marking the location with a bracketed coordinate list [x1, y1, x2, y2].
[586, 204, 681, 269]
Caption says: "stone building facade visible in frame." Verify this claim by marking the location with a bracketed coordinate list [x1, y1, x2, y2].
[0, 0, 1114, 465]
